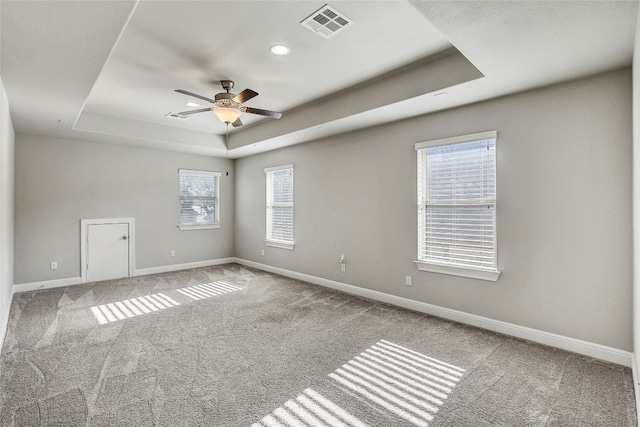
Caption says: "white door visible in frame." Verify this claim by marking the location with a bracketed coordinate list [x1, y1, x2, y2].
[86, 223, 130, 282]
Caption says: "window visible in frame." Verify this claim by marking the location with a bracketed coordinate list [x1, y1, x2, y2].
[265, 164, 294, 250]
[178, 169, 220, 230]
[415, 131, 500, 281]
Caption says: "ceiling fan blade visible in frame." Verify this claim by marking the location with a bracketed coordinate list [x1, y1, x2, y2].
[231, 117, 243, 128]
[232, 89, 258, 104]
[244, 107, 282, 119]
[177, 107, 214, 115]
[175, 89, 216, 104]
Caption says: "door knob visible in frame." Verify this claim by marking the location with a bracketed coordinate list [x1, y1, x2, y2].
[122, 236, 128, 240]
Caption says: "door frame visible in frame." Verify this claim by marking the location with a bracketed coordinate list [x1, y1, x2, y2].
[80, 218, 135, 283]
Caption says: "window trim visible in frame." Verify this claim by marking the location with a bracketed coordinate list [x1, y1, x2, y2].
[177, 169, 221, 231]
[265, 164, 295, 250]
[265, 240, 295, 250]
[415, 130, 498, 150]
[178, 224, 220, 231]
[415, 130, 501, 281]
[264, 164, 294, 174]
[414, 260, 500, 281]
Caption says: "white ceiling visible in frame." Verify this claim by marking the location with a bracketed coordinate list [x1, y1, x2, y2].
[1, 1, 637, 158]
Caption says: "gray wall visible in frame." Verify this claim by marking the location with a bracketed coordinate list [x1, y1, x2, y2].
[14, 135, 234, 284]
[0, 77, 15, 343]
[235, 68, 633, 351]
[633, 5, 640, 372]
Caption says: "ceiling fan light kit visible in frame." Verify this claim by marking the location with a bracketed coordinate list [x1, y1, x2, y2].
[214, 108, 241, 124]
[175, 80, 282, 128]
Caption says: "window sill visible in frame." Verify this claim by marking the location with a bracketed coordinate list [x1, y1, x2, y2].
[265, 240, 295, 250]
[414, 260, 501, 282]
[177, 224, 220, 231]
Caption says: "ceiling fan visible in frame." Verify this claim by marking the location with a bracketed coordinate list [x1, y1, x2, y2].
[175, 80, 282, 128]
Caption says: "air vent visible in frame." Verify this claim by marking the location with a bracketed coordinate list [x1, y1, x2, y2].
[301, 4, 353, 39]
[165, 112, 189, 120]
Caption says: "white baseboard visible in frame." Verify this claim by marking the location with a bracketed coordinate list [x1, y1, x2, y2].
[9, 257, 236, 293]
[13, 276, 82, 294]
[0, 286, 15, 355]
[134, 257, 236, 277]
[632, 356, 640, 426]
[234, 258, 633, 367]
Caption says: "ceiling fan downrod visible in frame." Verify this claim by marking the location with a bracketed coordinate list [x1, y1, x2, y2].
[220, 80, 234, 93]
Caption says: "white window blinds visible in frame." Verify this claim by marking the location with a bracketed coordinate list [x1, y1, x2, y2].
[178, 169, 220, 227]
[265, 165, 294, 247]
[416, 131, 497, 273]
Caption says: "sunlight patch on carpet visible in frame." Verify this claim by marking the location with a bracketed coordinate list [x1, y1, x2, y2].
[252, 388, 368, 427]
[329, 340, 465, 427]
[176, 280, 244, 301]
[90, 280, 243, 324]
[90, 293, 180, 324]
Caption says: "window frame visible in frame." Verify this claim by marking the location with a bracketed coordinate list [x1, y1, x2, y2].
[177, 169, 221, 231]
[414, 131, 501, 281]
[265, 164, 295, 250]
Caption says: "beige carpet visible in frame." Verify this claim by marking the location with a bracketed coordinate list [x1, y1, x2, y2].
[0, 263, 636, 426]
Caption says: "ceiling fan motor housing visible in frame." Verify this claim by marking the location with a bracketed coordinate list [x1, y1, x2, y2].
[214, 92, 239, 108]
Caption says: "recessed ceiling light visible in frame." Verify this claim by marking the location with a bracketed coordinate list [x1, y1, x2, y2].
[270, 44, 290, 56]
[186, 102, 200, 107]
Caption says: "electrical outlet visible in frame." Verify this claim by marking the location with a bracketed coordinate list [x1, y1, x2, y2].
[170, 250, 175, 257]
[50, 261, 58, 270]
[406, 276, 412, 286]
[261, 249, 265, 256]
